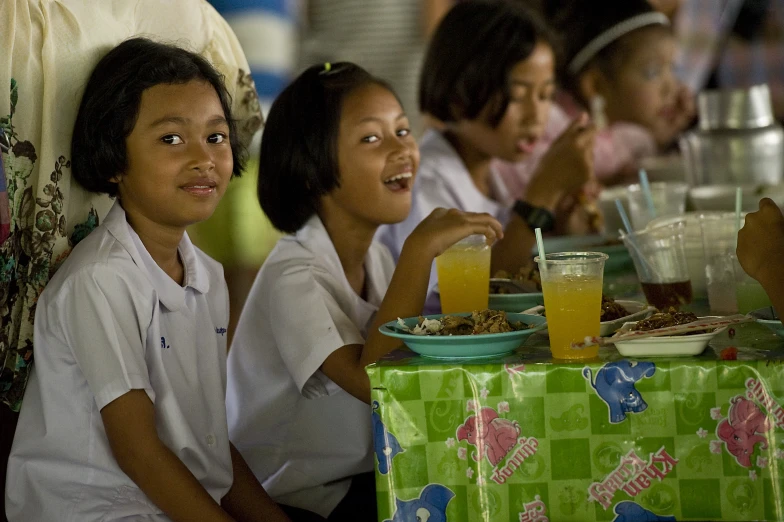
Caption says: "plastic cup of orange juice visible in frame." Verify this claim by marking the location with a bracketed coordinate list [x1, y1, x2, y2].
[436, 234, 491, 314]
[535, 252, 608, 360]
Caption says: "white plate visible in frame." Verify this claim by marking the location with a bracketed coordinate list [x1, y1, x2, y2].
[613, 322, 728, 357]
[520, 300, 655, 337]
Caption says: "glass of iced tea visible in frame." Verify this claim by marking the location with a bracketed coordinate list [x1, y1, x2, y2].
[621, 223, 693, 309]
[535, 252, 608, 360]
[436, 234, 491, 313]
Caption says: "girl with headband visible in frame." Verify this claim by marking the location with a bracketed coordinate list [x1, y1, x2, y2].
[499, 0, 695, 197]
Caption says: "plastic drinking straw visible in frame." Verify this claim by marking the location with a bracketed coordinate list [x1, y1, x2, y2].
[535, 228, 547, 276]
[618, 228, 657, 282]
[615, 199, 633, 235]
[735, 187, 743, 246]
[639, 169, 657, 220]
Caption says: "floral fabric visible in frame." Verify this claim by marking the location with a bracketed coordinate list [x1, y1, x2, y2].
[0, 0, 262, 411]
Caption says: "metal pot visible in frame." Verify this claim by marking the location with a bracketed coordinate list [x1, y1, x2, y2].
[680, 84, 784, 186]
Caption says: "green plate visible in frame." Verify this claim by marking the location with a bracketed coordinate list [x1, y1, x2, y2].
[379, 313, 547, 359]
[488, 292, 544, 313]
[750, 307, 784, 339]
[534, 234, 633, 273]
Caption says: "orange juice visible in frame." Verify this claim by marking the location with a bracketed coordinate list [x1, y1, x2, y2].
[541, 274, 602, 359]
[436, 237, 490, 313]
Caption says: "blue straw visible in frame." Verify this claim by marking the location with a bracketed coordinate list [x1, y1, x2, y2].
[615, 199, 633, 235]
[639, 169, 657, 220]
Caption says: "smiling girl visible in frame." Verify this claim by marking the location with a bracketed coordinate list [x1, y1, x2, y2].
[377, 0, 596, 311]
[5, 38, 288, 522]
[225, 62, 502, 521]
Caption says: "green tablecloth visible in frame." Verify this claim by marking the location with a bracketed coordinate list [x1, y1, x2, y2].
[367, 323, 784, 521]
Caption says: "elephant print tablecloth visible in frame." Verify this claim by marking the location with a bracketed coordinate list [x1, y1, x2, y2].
[366, 324, 784, 521]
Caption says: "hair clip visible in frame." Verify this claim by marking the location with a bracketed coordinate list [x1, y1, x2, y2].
[319, 62, 345, 76]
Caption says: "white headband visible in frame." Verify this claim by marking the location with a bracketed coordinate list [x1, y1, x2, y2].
[567, 12, 671, 75]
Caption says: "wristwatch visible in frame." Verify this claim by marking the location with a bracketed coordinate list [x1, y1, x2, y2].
[513, 200, 555, 233]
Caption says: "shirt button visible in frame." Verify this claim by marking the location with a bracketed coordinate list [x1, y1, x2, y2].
[206, 434, 216, 447]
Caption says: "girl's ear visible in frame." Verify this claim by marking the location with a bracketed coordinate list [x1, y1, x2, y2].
[577, 67, 610, 103]
[109, 173, 122, 183]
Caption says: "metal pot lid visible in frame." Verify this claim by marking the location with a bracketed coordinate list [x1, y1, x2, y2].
[698, 84, 775, 130]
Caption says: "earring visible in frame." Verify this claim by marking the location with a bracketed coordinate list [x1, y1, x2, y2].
[590, 95, 608, 131]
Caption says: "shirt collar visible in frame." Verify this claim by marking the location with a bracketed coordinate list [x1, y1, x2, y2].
[420, 130, 512, 219]
[289, 214, 384, 309]
[104, 201, 210, 311]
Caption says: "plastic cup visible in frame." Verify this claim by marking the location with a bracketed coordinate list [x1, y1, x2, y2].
[621, 223, 693, 309]
[627, 181, 688, 231]
[734, 258, 772, 314]
[700, 216, 741, 314]
[535, 252, 608, 360]
[436, 234, 491, 313]
[597, 186, 630, 237]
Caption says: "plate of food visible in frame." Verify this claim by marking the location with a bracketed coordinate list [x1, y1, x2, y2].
[599, 298, 656, 336]
[488, 267, 543, 313]
[612, 309, 727, 357]
[519, 296, 654, 336]
[749, 307, 784, 339]
[379, 310, 547, 359]
[491, 265, 541, 291]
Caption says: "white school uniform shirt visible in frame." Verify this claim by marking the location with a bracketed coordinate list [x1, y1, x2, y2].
[376, 129, 513, 311]
[226, 215, 395, 517]
[5, 202, 232, 522]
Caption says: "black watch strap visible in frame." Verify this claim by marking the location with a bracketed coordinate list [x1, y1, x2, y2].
[513, 200, 555, 233]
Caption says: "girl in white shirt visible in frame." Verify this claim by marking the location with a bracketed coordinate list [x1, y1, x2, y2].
[377, 0, 597, 310]
[5, 38, 288, 522]
[226, 62, 503, 521]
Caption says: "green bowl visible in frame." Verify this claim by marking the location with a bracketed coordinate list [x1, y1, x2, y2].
[534, 234, 633, 273]
[488, 292, 544, 313]
[379, 313, 547, 359]
[750, 307, 784, 339]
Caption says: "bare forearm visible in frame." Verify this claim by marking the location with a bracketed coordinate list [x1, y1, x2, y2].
[491, 214, 536, 274]
[222, 444, 290, 522]
[322, 241, 434, 404]
[361, 240, 433, 367]
[422, 0, 453, 37]
[115, 439, 233, 522]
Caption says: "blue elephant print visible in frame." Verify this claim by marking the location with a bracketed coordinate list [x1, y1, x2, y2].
[613, 501, 676, 521]
[372, 401, 404, 474]
[385, 484, 455, 522]
[583, 361, 655, 423]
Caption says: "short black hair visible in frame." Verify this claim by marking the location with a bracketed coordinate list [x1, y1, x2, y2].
[258, 62, 396, 234]
[420, 0, 558, 127]
[71, 37, 245, 197]
[544, 0, 671, 98]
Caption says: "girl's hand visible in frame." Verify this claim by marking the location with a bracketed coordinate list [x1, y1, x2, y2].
[737, 198, 784, 286]
[405, 208, 504, 259]
[662, 83, 696, 145]
[527, 113, 596, 210]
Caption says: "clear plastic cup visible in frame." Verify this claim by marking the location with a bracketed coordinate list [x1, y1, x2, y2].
[734, 258, 773, 314]
[700, 216, 741, 314]
[597, 186, 630, 237]
[627, 182, 688, 231]
[535, 252, 608, 360]
[436, 234, 491, 314]
[621, 223, 693, 309]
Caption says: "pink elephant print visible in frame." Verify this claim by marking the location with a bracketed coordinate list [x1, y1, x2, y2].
[717, 397, 772, 468]
[456, 407, 521, 467]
